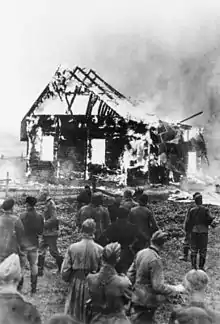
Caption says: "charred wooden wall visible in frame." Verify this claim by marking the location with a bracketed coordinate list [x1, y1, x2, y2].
[25, 114, 127, 182]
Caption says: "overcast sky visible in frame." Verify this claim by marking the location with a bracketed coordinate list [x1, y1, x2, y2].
[1, 0, 220, 135]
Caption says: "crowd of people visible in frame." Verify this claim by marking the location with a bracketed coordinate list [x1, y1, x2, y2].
[0, 186, 219, 323]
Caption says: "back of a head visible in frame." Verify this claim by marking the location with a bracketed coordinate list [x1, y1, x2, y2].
[82, 218, 96, 235]
[1, 199, 14, 212]
[184, 269, 209, 292]
[46, 313, 77, 324]
[123, 190, 132, 199]
[25, 196, 37, 207]
[139, 193, 148, 205]
[175, 306, 212, 324]
[151, 230, 168, 247]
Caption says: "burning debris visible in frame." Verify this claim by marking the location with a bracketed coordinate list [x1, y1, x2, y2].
[20, 65, 208, 186]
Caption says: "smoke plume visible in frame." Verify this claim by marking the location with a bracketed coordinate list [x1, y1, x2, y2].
[73, 1, 220, 174]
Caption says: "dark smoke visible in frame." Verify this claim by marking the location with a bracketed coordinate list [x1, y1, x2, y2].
[76, 22, 220, 172]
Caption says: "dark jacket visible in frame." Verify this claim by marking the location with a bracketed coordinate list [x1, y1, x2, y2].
[76, 203, 111, 240]
[128, 205, 159, 242]
[20, 207, 44, 249]
[43, 198, 59, 237]
[77, 190, 92, 210]
[185, 205, 214, 234]
[0, 211, 25, 263]
[120, 198, 138, 211]
[104, 219, 139, 273]
[107, 204, 120, 223]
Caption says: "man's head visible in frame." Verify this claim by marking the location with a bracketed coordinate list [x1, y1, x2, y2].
[184, 269, 209, 294]
[139, 193, 148, 206]
[1, 198, 14, 212]
[81, 218, 96, 236]
[193, 192, 202, 205]
[123, 190, 133, 199]
[84, 185, 91, 193]
[151, 230, 168, 248]
[25, 196, 37, 208]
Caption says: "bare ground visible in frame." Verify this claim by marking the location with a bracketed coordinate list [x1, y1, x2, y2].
[18, 200, 220, 324]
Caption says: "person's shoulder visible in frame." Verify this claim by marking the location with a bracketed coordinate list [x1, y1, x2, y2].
[93, 241, 104, 252]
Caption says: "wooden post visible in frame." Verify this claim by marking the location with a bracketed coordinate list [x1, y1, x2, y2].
[5, 172, 10, 198]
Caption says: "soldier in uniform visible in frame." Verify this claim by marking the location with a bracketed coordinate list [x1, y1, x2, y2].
[185, 193, 214, 270]
[38, 192, 63, 276]
[127, 230, 185, 324]
[179, 192, 201, 262]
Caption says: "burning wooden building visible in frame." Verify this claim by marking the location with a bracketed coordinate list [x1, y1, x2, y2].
[20, 65, 207, 185]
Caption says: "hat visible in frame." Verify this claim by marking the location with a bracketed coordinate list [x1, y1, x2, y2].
[25, 196, 37, 207]
[151, 230, 168, 246]
[0, 253, 21, 283]
[82, 218, 96, 234]
[1, 198, 14, 211]
[103, 242, 121, 265]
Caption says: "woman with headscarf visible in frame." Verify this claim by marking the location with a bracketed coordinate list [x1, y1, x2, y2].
[0, 253, 41, 324]
[169, 269, 220, 324]
[87, 242, 132, 324]
[61, 218, 103, 323]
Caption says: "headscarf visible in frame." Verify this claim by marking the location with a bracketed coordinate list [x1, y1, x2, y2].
[0, 254, 21, 284]
[102, 242, 121, 265]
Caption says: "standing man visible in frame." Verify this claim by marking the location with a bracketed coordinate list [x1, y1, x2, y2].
[120, 189, 138, 211]
[185, 192, 215, 270]
[20, 196, 44, 294]
[0, 198, 25, 290]
[179, 192, 201, 262]
[76, 185, 92, 211]
[76, 192, 111, 242]
[128, 193, 159, 251]
[38, 192, 63, 276]
[127, 230, 185, 324]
